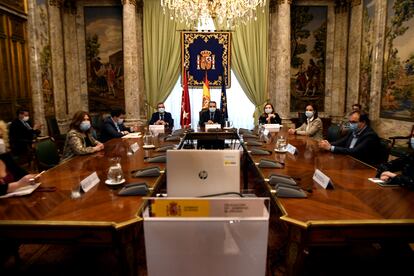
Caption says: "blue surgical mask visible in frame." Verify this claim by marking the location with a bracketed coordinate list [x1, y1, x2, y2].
[410, 137, 414, 149]
[305, 111, 314, 118]
[117, 118, 124, 125]
[80, 121, 91, 132]
[158, 108, 165, 113]
[265, 108, 272, 114]
[349, 122, 359, 132]
[209, 107, 216, 113]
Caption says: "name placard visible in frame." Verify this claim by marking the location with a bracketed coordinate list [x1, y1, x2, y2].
[205, 124, 221, 131]
[286, 144, 297, 155]
[313, 169, 334, 189]
[264, 124, 280, 132]
[149, 124, 165, 136]
[130, 142, 139, 153]
[80, 172, 100, 193]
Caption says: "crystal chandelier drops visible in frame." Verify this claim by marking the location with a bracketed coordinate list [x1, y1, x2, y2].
[160, 0, 266, 29]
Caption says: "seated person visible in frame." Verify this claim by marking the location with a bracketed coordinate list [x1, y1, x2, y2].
[288, 104, 323, 140]
[318, 111, 381, 166]
[62, 111, 104, 161]
[199, 101, 223, 126]
[339, 103, 362, 135]
[0, 155, 36, 196]
[149, 102, 174, 128]
[0, 120, 10, 154]
[100, 108, 137, 142]
[9, 108, 42, 155]
[259, 103, 282, 125]
[376, 138, 414, 188]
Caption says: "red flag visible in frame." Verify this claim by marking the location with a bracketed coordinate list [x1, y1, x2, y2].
[180, 70, 191, 128]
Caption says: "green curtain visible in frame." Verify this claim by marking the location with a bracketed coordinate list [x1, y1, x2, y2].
[143, 0, 185, 117]
[219, 5, 269, 123]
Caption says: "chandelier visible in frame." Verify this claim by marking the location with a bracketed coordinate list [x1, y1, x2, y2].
[160, 0, 266, 29]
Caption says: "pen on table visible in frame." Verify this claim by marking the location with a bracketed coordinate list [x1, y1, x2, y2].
[30, 170, 46, 182]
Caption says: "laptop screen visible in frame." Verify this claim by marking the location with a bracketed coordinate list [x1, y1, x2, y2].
[167, 149, 240, 197]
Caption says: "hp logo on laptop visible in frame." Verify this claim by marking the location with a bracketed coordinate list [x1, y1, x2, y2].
[198, 170, 208, 180]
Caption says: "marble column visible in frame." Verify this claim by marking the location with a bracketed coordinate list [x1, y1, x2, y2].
[75, 5, 89, 113]
[346, 2, 362, 114]
[135, 2, 146, 121]
[27, 0, 47, 134]
[48, 0, 67, 122]
[369, 0, 387, 123]
[122, 0, 142, 125]
[274, 0, 291, 123]
[268, 1, 278, 106]
[330, 9, 349, 122]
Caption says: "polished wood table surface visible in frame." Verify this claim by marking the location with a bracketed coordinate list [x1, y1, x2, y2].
[0, 135, 174, 275]
[244, 129, 414, 275]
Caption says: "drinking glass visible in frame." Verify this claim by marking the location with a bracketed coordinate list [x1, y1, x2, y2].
[276, 136, 287, 151]
[107, 157, 124, 184]
[224, 120, 233, 128]
[143, 131, 154, 146]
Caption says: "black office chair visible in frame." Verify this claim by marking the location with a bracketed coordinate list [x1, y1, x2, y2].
[90, 113, 104, 140]
[34, 137, 60, 171]
[45, 116, 66, 152]
[389, 125, 414, 158]
[326, 124, 341, 142]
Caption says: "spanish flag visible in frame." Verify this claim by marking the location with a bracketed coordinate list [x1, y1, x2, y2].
[202, 72, 210, 110]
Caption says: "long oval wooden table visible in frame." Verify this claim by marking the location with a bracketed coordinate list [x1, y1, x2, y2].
[0, 135, 171, 275]
[243, 129, 414, 275]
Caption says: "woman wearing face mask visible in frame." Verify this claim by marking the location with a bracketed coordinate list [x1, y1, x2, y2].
[62, 111, 104, 161]
[375, 137, 414, 188]
[288, 104, 323, 140]
[259, 103, 282, 125]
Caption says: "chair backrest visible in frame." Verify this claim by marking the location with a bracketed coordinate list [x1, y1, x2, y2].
[326, 124, 341, 142]
[34, 137, 60, 170]
[45, 116, 61, 137]
[375, 138, 392, 167]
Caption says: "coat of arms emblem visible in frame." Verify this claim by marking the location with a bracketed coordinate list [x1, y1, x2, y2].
[197, 50, 216, 70]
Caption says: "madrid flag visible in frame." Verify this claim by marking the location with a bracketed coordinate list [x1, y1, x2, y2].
[180, 70, 191, 128]
[201, 72, 210, 110]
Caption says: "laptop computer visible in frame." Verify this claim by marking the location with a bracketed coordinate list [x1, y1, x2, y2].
[167, 149, 240, 197]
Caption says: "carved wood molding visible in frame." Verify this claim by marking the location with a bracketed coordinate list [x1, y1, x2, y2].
[277, 0, 293, 4]
[48, 0, 64, 8]
[121, 0, 138, 6]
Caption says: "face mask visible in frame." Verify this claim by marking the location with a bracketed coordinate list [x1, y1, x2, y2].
[410, 137, 414, 149]
[158, 108, 165, 113]
[349, 122, 359, 132]
[80, 121, 91, 132]
[0, 139, 5, 154]
[209, 107, 216, 113]
[23, 116, 30, 122]
[265, 108, 272, 114]
[305, 111, 314, 118]
[118, 118, 124, 125]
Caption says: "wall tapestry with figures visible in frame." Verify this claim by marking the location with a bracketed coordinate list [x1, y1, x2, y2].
[290, 5, 327, 112]
[84, 6, 124, 112]
[359, 0, 375, 113]
[381, 0, 414, 121]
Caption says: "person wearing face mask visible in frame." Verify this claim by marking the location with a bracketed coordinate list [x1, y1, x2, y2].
[149, 103, 174, 129]
[288, 104, 323, 140]
[100, 108, 137, 142]
[319, 111, 381, 166]
[62, 111, 104, 161]
[199, 101, 223, 126]
[9, 108, 42, 156]
[259, 103, 282, 125]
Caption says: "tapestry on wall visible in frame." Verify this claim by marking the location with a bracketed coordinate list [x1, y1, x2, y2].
[381, 0, 414, 122]
[181, 32, 231, 88]
[359, 0, 375, 113]
[290, 6, 327, 112]
[84, 6, 124, 112]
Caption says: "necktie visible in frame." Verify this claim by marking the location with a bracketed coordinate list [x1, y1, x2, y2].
[24, 121, 31, 129]
[160, 113, 164, 121]
[210, 113, 213, 120]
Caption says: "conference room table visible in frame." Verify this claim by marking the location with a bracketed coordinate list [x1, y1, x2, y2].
[0, 134, 174, 275]
[1, 128, 414, 275]
[243, 129, 414, 275]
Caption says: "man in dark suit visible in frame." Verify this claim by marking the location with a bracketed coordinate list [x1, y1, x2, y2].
[9, 108, 41, 155]
[149, 102, 174, 129]
[199, 101, 223, 126]
[100, 109, 137, 142]
[319, 111, 381, 166]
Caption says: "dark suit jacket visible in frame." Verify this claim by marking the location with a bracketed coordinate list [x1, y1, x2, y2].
[376, 153, 414, 188]
[199, 110, 223, 126]
[259, 113, 282, 125]
[149, 112, 174, 127]
[9, 118, 41, 155]
[100, 117, 131, 142]
[331, 125, 380, 166]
